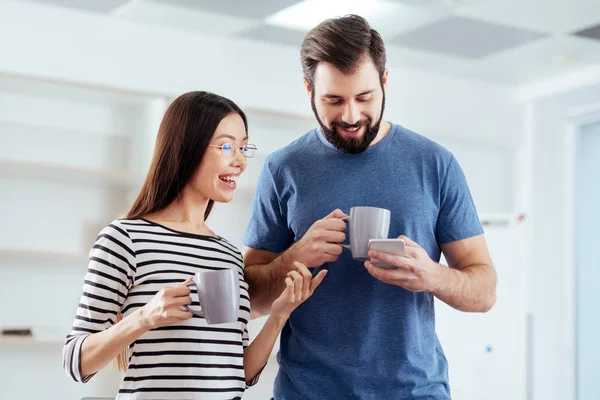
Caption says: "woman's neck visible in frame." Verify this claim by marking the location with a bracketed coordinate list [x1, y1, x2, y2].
[144, 189, 216, 237]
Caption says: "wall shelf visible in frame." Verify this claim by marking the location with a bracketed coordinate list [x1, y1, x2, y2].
[0, 326, 66, 345]
[0, 248, 88, 264]
[0, 158, 142, 188]
[0, 120, 128, 139]
[0, 72, 163, 108]
[0, 336, 64, 345]
[479, 212, 525, 228]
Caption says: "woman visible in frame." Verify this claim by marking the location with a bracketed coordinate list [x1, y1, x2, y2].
[62, 91, 327, 399]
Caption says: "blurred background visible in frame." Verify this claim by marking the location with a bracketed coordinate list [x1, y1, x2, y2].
[0, 0, 598, 399]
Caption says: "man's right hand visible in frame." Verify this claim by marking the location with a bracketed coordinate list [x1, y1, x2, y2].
[291, 209, 348, 268]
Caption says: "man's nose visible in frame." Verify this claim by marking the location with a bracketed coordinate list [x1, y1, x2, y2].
[342, 102, 360, 125]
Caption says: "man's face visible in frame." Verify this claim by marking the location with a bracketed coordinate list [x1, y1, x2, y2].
[307, 58, 387, 154]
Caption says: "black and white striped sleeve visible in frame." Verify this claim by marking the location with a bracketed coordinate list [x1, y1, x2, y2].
[242, 326, 263, 387]
[62, 220, 136, 383]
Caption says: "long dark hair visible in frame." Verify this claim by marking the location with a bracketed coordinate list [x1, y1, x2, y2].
[127, 91, 248, 221]
[114, 91, 247, 371]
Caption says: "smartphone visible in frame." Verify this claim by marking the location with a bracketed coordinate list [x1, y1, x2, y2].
[368, 238, 405, 269]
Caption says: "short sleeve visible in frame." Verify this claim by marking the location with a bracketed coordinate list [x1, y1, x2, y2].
[243, 159, 293, 253]
[436, 156, 484, 244]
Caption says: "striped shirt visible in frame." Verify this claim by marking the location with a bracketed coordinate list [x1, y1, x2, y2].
[62, 218, 257, 399]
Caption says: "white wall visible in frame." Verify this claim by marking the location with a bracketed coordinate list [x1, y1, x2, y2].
[0, 85, 143, 398]
[436, 221, 527, 400]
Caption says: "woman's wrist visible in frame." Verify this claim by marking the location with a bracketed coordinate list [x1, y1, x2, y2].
[133, 307, 152, 333]
[267, 311, 289, 328]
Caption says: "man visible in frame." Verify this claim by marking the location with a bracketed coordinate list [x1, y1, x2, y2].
[242, 14, 496, 400]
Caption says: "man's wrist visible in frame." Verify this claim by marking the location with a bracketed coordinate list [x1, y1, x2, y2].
[428, 261, 447, 294]
[270, 246, 296, 281]
[282, 242, 301, 267]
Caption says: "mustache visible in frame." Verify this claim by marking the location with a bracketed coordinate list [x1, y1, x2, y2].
[331, 119, 370, 130]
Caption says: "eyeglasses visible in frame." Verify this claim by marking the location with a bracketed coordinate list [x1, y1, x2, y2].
[208, 143, 258, 158]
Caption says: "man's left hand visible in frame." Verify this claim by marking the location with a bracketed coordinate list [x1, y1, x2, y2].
[364, 235, 443, 292]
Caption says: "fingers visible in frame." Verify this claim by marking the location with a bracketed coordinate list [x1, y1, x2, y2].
[293, 262, 312, 299]
[172, 295, 193, 307]
[402, 246, 419, 258]
[309, 270, 328, 293]
[319, 229, 346, 242]
[284, 277, 295, 303]
[168, 282, 192, 297]
[368, 250, 405, 268]
[291, 262, 328, 297]
[172, 309, 193, 321]
[287, 270, 303, 300]
[324, 209, 348, 220]
[397, 235, 416, 247]
[323, 243, 344, 256]
[370, 246, 418, 266]
[329, 218, 348, 231]
[364, 260, 400, 283]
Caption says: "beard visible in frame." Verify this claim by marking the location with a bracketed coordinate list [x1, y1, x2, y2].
[311, 91, 385, 155]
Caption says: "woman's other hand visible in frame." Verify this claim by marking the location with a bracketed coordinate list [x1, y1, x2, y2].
[270, 262, 327, 319]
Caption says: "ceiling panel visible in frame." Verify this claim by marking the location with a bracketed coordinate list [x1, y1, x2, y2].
[574, 22, 600, 41]
[263, 0, 451, 40]
[386, 44, 473, 75]
[236, 25, 308, 48]
[145, 0, 303, 19]
[390, 16, 546, 59]
[457, 0, 600, 34]
[459, 34, 600, 84]
[114, 1, 259, 36]
[27, 0, 129, 13]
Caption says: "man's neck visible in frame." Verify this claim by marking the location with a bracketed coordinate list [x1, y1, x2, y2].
[370, 120, 392, 146]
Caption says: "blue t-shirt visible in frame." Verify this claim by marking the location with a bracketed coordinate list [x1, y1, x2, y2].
[243, 124, 483, 399]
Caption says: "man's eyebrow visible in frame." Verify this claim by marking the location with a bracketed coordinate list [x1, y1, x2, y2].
[322, 90, 375, 98]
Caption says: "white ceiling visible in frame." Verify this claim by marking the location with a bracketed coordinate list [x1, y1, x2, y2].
[20, 0, 600, 85]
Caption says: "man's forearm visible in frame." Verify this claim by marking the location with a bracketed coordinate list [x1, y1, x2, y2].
[432, 263, 496, 313]
[245, 248, 297, 317]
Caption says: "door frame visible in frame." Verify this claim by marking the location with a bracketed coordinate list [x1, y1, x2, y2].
[564, 102, 600, 400]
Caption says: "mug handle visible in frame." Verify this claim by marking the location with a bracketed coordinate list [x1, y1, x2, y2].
[184, 281, 204, 317]
[341, 214, 351, 250]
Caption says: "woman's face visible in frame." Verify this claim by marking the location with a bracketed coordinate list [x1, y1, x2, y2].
[192, 112, 249, 203]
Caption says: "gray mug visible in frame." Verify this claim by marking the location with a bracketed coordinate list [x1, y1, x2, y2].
[341, 206, 391, 260]
[185, 269, 240, 325]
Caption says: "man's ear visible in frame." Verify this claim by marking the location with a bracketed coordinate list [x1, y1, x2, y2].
[303, 77, 312, 98]
[381, 68, 389, 91]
